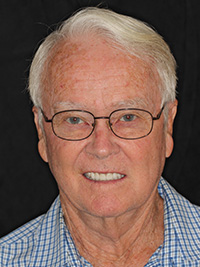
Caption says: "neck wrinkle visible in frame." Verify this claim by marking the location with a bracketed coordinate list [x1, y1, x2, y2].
[60, 192, 164, 267]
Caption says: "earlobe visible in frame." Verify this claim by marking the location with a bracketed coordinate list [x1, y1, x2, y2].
[165, 100, 178, 158]
[32, 106, 48, 163]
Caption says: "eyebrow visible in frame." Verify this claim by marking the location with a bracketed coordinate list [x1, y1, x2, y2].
[53, 98, 149, 112]
[112, 98, 149, 109]
[53, 101, 88, 111]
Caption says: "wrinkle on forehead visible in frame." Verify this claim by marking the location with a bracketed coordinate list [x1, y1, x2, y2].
[42, 36, 161, 114]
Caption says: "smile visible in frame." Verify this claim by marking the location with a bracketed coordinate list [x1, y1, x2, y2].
[84, 172, 125, 181]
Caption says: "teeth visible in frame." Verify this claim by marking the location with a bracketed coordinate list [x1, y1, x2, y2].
[84, 172, 125, 181]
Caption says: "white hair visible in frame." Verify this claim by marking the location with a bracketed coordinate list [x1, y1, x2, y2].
[28, 7, 177, 113]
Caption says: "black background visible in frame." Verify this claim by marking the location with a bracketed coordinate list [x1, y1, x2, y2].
[0, 0, 200, 238]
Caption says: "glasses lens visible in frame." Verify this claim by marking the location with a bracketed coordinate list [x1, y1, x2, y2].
[52, 111, 94, 140]
[110, 109, 152, 139]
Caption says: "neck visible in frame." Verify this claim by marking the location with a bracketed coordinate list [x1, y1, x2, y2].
[61, 193, 164, 267]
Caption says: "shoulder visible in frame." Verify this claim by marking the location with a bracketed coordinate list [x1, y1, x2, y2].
[0, 197, 62, 266]
[0, 215, 44, 246]
[0, 214, 45, 266]
[158, 178, 200, 265]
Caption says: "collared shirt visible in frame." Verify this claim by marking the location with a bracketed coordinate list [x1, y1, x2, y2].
[0, 178, 199, 266]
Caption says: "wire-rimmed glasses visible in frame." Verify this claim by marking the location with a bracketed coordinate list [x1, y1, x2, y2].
[41, 106, 165, 141]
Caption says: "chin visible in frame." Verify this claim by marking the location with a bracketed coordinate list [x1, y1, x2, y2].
[88, 197, 128, 218]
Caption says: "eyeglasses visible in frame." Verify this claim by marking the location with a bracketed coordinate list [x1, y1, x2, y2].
[41, 106, 165, 141]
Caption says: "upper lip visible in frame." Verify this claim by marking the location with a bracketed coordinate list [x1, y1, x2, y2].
[83, 171, 125, 175]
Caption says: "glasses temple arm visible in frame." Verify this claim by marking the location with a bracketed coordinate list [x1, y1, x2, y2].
[40, 109, 52, 123]
[153, 105, 165, 120]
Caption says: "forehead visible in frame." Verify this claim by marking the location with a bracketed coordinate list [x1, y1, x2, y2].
[43, 37, 160, 111]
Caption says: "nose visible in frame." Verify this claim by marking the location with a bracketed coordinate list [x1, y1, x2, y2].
[85, 119, 120, 159]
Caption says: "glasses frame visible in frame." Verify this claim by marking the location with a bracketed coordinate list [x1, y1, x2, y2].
[41, 106, 165, 141]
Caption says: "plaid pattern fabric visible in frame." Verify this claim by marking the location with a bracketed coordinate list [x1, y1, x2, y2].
[0, 177, 199, 266]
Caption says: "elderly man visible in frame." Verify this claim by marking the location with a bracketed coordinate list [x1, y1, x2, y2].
[0, 7, 199, 267]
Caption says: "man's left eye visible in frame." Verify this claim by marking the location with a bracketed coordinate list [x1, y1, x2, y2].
[120, 114, 136, 122]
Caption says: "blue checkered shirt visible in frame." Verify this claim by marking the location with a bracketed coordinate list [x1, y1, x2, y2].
[0, 178, 199, 266]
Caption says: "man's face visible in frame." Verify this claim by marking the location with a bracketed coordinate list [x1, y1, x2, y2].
[34, 37, 176, 218]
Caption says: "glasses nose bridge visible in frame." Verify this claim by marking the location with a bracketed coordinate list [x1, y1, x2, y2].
[93, 116, 111, 129]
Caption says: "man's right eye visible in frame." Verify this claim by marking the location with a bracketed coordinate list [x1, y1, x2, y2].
[66, 117, 83, 124]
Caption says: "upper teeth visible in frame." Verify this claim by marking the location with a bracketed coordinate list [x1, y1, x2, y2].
[84, 172, 125, 181]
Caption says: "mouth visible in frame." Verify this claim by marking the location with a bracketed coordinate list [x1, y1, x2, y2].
[83, 172, 125, 181]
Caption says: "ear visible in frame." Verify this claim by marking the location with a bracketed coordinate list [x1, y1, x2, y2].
[165, 100, 178, 158]
[32, 106, 48, 163]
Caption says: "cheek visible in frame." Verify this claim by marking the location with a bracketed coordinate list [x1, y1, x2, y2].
[130, 128, 167, 176]
[44, 131, 85, 178]
[134, 134, 165, 160]
[46, 139, 72, 171]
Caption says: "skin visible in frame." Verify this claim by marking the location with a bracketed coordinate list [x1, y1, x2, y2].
[33, 36, 177, 266]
